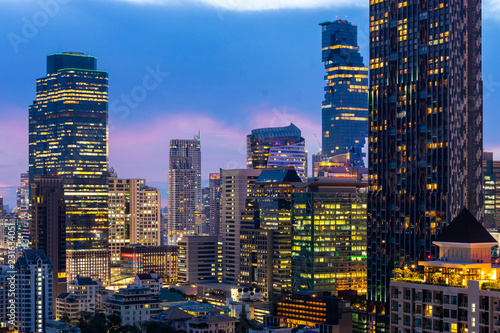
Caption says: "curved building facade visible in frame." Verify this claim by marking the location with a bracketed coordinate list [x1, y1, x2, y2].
[246, 123, 307, 180]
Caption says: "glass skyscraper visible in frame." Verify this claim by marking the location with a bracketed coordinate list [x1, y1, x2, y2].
[364, 0, 483, 330]
[29, 52, 109, 284]
[320, 20, 368, 166]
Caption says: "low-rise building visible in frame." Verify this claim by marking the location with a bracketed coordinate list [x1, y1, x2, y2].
[56, 275, 99, 323]
[151, 306, 194, 331]
[132, 273, 162, 294]
[266, 291, 352, 333]
[186, 313, 238, 333]
[390, 208, 500, 333]
[45, 320, 81, 333]
[105, 285, 162, 326]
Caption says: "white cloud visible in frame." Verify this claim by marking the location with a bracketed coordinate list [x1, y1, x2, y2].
[111, 0, 366, 11]
[485, 0, 500, 22]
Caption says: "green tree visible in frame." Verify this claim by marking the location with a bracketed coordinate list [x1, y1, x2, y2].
[392, 268, 404, 279]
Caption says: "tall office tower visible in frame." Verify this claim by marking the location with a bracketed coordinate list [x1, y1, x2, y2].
[16, 249, 54, 333]
[483, 152, 500, 229]
[291, 175, 367, 296]
[247, 123, 307, 180]
[366, 0, 483, 330]
[108, 178, 161, 265]
[220, 169, 262, 284]
[29, 52, 109, 284]
[239, 169, 303, 298]
[209, 173, 221, 236]
[167, 137, 201, 244]
[320, 20, 368, 165]
[202, 186, 211, 234]
[16, 172, 30, 248]
[30, 176, 66, 310]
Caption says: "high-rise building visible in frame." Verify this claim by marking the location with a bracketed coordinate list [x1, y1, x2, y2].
[220, 169, 262, 284]
[0, 265, 13, 328]
[483, 152, 500, 229]
[16, 172, 29, 248]
[30, 176, 67, 309]
[209, 173, 221, 236]
[167, 137, 201, 244]
[291, 175, 367, 296]
[320, 20, 368, 165]
[177, 235, 222, 284]
[108, 178, 161, 265]
[29, 52, 109, 284]
[16, 249, 54, 333]
[367, 0, 483, 329]
[239, 169, 303, 298]
[246, 123, 307, 180]
[202, 186, 211, 234]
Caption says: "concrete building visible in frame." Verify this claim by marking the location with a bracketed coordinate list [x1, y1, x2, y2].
[239, 169, 303, 298]
[483, 152, 500, 229]
[167, 137, 201, 244]
[120, 245, 178, 283]
[266, 291, 352, 333]
[209, 173, 222, 236]
[108, 178, 161, 265]
[55, 275, 99, 324]
[178, 235, 222, 284]
[390, 208, 500, 333]
[16, 249, 54, 333]
[105, 285, 162, 326]
[30, 175, 67, 309]
[220, 169, 262, 284]
[186, 314, 238, 333]
[132, 272, 162, 294]
[0, 265, 13, 329]
[16, 172, 30, 249]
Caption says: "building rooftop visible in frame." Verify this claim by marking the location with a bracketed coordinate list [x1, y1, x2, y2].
[256, 169, 302, 184]
[250, 123, 301, 141]
[155, 306, 194, 321]
[187, 313, 238, 324]
[435, 208, 497, 244]
[74, 275, 99, 286]
[160, 289, 187, 303]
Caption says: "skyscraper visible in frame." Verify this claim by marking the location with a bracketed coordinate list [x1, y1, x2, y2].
[483, 152, 500, 229]
[16, 172, 29, 248]
[16, 249, 54, 333]
[167, 137, 201, 244]
[30, 176, 66, 310]
[366, 0, 483, 329]
[29, 52, 109, 284]
[209, 173, 221, 236]
[320, 20, 368, 165]
[108, 178, 161, 265]
[247, 123, 307, 180]
[220, 168, 262, 284]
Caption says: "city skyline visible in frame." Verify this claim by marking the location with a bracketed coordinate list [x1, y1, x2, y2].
[2, 0, 500, 210]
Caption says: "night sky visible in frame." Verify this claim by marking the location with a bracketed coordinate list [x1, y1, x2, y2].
[1, 0, 500, 207]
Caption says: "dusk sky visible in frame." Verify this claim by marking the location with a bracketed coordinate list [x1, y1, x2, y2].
[1, 0, 500, 208]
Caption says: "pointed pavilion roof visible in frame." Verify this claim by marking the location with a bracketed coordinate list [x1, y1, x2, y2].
[435, 208, 497, 244]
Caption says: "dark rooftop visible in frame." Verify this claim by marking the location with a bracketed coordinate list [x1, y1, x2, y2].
[256, 169, 302, 184]
[435, 208, 497, 244]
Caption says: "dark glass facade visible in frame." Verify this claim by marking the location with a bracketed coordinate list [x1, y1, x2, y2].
[367, 0, 483, 330]
[291, 183, 367, 296]
[320, 20, 368, 166]
[483, 152, 500, 229]
[29, 52, 109, 284]
[247, 123, 307, 180]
